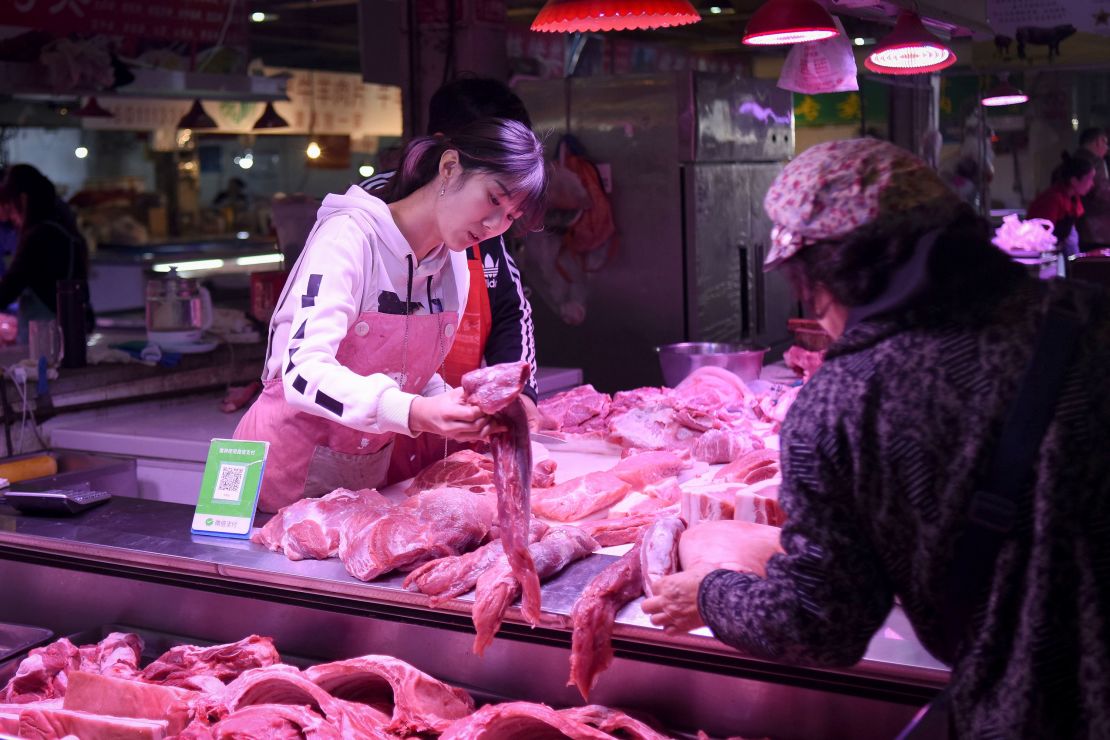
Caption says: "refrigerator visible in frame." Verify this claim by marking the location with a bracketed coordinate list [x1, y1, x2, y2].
[515, 73, 798, 392]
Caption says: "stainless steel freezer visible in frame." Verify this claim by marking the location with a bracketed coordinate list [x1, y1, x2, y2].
[515, 73, 799, 392]
[0, 494, 947, 740]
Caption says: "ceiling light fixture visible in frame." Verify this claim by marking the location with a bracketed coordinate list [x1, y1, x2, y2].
[742, 0, 838, 46]
[177, 99, 218, 130]
[253, 102, 289, 129]
[306, 141, 322, 160]
[981, 74, 1028, 107]
[73, 96, 114, 118]
[74, 147, 89, 159]
[865, 11, 956, 74]
[530, 0, 700, 33]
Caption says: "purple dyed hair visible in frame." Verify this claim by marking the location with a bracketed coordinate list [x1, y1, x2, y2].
[373, 118, 548, 232]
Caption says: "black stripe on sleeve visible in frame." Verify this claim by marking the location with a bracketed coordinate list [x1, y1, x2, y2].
[315, 390, 344, 417]
[301, 296, 315, 308]
[286, 358, 296, 374]
[306, 274, 323, 297]
[292, 375, 307, 394]
[293, 320, 307, 340]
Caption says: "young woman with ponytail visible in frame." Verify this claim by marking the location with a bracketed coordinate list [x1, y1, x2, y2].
[1027, 151, 1097, 255]
[235, 118, 547, 513]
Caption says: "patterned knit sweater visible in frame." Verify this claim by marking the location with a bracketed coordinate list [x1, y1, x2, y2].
[698, 276, 1110, 738]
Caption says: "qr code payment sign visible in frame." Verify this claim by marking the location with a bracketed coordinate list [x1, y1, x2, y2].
[213, 463, 248, 502]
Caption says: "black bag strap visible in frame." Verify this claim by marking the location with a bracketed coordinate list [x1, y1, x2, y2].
[943, 293, 1082, 650]
[897, 293, 1083, 740]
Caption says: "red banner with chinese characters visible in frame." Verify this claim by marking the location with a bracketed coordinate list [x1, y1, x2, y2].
[0, 0, 248, 47]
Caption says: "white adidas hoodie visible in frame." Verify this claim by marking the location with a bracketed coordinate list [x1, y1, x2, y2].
[263, 186, 468, 436]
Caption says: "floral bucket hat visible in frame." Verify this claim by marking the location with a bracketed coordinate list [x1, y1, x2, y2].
[763, 138, 962, 271]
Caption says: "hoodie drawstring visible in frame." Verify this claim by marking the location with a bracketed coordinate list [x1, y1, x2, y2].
[426, 276, 435, 314]
[400, 254, 414, 389]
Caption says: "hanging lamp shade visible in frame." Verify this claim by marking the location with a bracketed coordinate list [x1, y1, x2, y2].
[177, 100, 217, 130]
[865, 11, 956, 74]
[253, 102, 289, 129]
[73, 96, 113, 118]
[742, 0, 838, 46]
[530, 0, 700, 33]
[982, 76, 1028, 107]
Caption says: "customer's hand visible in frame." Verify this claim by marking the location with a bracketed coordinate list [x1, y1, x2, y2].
[641, 566, 714, 636]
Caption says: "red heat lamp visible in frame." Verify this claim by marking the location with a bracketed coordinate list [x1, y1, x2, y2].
[530, 0, 700, 33]
[865, 11, 956, 75]
[177, 99, 217, 130]
[742, 0, 838, 46]
[73, 96, 113, 118]
[981, 76, 1028, 107]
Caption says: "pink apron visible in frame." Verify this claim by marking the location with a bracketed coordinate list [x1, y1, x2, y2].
[235, 308, 456, 513]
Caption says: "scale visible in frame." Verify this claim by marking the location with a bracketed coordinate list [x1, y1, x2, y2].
[3, 488, 112, 515]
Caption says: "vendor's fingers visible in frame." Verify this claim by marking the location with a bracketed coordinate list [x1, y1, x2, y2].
[648, 612, 672, 628]
[641, 595, 665, 614]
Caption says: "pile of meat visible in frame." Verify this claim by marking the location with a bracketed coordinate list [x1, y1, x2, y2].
[538, 368, 799, 463]
[0, 631, 680, 739]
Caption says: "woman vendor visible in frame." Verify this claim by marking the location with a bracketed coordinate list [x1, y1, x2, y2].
[642, 139, 1110, 737]
[1027, 152, 1096, 256]
[235, 118, 548, 513]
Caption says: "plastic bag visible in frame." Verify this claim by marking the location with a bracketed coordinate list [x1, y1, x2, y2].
[778, 16, 858, 95]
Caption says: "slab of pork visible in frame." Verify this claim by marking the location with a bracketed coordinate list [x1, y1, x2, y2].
[63, 671, 195, 735]
[560, 705, 674, 740]
[139, 635, 280, 688]
[439, 701, 613, 740]
[252, 487, 392, 561]
[17, 706, 169, 740]
[640, 517, 687, 598]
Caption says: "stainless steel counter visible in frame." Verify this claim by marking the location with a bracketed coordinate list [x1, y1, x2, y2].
[0, 496, 947, 739]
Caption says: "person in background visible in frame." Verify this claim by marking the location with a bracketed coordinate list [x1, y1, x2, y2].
[0, 164, 93, 340]
[361, 77, 540, 416]
[1075, 127, 1110, 249]
[235, 118, 547, 513]
[213, 176, 250, 210]
[1026, 152, 1095, 256]
[642, 139, 1110, 737]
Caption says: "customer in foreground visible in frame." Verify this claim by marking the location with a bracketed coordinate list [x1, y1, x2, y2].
[643, 138, 1110, 738]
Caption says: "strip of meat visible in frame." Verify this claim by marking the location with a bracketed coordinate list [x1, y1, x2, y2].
[713, 449, 779, 483]
[17, 706, 169, 740]
[640, 517, 686, 598]
[253, 488, 392, 561]
[608, 451, 689, 490]
[403, 520, 549, 606]
[537, 384, 612, 432]
[338, 488, 494, 581]
[560, 705, 674, 740]
[462, 364, 544, 628]
[63, 671, 195, 735]
[531, 471, 631, 522]
[196, 665, 338, 723]
[140, 635, 280, 688]
[203, 703, 342, 740]
[304, 655, 474, 735]
[532, 458, 558, 488]
[406, 450, 494, 496]
[568, 539, 645, 701]
[577, 513, 660, 547]
[472, 527, 599, 655]
[439, 701, 613, 740]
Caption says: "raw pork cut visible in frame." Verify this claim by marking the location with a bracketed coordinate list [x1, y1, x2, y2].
[439, 701, 613, 740]
[784, 345, 824, 379]
[304, 655, 474, 735]
[406, 450, 494, 495]
[672, 366, 754, 409]
[538, 385, 611, 432]
[609, 451, 688, 490]
[63, 671, 194, 734]
[472, 527, 598, 655]
[560, 705, 673, 740]
[182, 703, 342, 740]
[252, 487, 391, 560]
[338, 488, 494, 581]
[577, 513, 661, 547]
[403, 520, 549, 606]
[463, 362, 543, 629]
[533, 458, 558, 488]
[713, 450, 779, 483]
[140, 635, 280, 687]
[77, 632, 143, 679]
[679, 520, 783, 577]
[679, 485, 734, 526]
[568, 539, 645, 700]
[196, 665, 339, 722]
[693, 429, 758, 465]
[640, 517, 686, 598]
[2, 638, 80, 703]
[531, 472, 631, 522]
[17, 706, 168, 740]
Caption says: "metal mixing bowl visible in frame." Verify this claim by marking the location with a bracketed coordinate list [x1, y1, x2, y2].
[655, 342, 768, 387]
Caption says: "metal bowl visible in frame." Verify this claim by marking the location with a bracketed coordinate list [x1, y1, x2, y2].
[655, 342, 768, 387]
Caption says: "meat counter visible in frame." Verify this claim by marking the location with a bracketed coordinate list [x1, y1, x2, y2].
[0, 470, 947, 740]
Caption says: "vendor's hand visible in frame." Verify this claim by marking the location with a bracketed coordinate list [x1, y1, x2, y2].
[641, 566, 714, 636]
[409, 388, 505, 441]
[520, 395, 540, 432]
